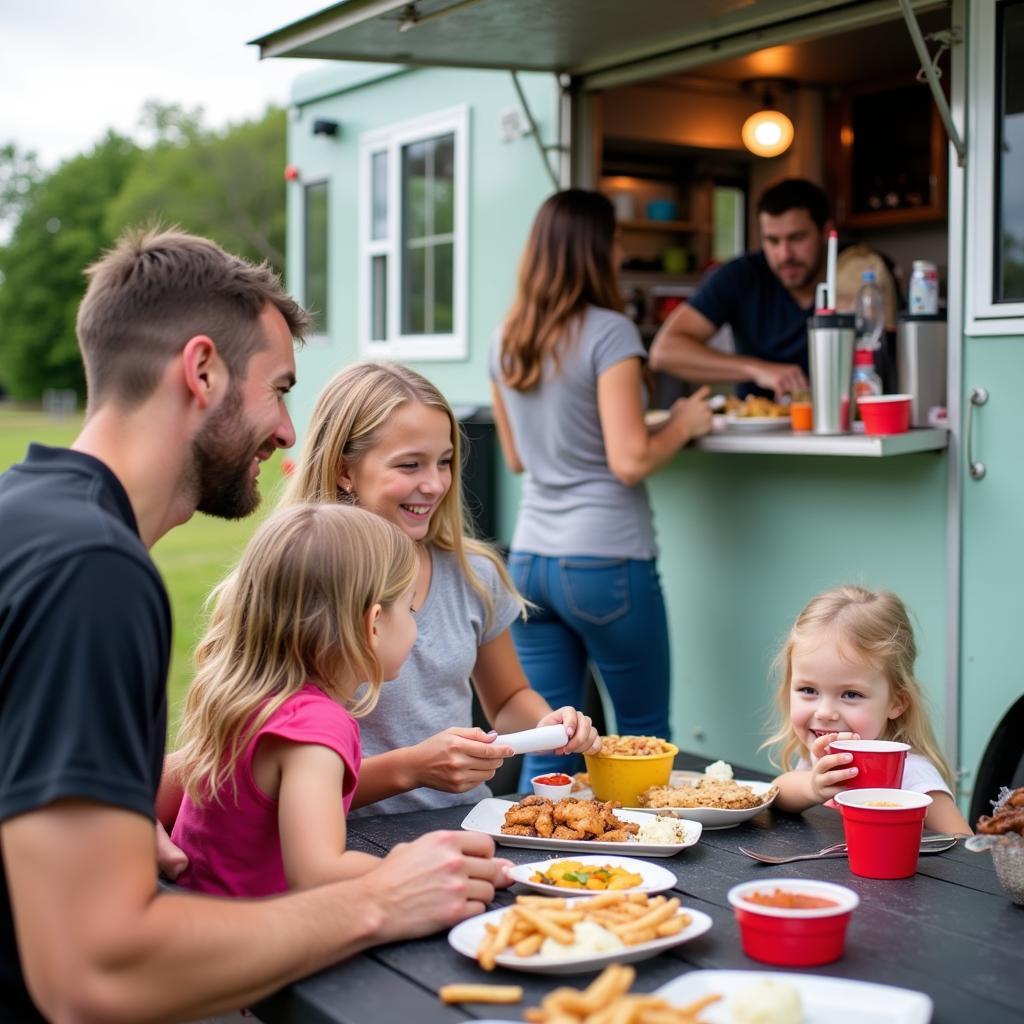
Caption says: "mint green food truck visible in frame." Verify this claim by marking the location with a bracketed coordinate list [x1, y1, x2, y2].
[254, 0, 1023, 820]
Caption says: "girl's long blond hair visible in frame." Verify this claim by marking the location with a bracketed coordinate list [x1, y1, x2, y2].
[176, 502, 417, 806]
[763, 585, 955, 789]
[281, 360, 522, 626]
[500, 189, 623, 392]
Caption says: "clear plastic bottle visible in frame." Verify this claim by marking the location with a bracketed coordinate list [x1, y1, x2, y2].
[854, 269, 885, 351]
[852, 348, 883, 423]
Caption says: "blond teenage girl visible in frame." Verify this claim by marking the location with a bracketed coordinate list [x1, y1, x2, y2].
[165, 502, 420, 896]
[767, 585, 971, 834]
[282, 361, 600, 815]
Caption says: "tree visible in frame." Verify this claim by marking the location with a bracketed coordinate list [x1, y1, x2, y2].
[0, 143, 42, 239]
[106, 106, 286, 271]
[0, 132, 140, 399]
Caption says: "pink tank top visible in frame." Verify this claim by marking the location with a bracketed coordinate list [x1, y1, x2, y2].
[172, 683, 361, 897]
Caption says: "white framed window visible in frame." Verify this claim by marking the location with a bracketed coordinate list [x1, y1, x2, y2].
[304, 180, 330, 344]
[966, 0, 1024, 334]
[358, 106, 468, 359]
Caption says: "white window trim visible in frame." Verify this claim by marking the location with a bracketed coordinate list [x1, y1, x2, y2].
[358, 105, 469, 360]
[303, 178, 331, 348]
[966, 0, 1024, 334]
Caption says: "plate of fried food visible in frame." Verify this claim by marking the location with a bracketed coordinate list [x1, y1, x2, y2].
[461, 796, 701, 856]
[723, 394, 791, 430]
[448, 892, 712, 975]
[654, 970, 932, 1024]
[632, 778, 779, 830]
[508, 855, 677, 896]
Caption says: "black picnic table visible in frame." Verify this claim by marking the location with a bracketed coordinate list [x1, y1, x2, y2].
[252, 753, 1023, 1024]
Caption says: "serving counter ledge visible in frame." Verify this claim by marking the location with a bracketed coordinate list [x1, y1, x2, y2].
[692, 426, 948, 458]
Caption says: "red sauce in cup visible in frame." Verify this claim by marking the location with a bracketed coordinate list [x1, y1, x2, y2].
[534, 773, 572, 786]
[747, 888, 839, 909]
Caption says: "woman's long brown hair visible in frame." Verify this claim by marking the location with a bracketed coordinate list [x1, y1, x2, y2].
[500, 189, 623, 392]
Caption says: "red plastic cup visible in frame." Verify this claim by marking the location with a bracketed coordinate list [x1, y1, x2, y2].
[857, 394, 912, 435]
[828, 739, 910, 789]
[727, 878, 859, 966]
[834, 788, 932, 879]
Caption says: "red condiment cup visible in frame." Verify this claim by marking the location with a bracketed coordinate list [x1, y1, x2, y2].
[834, 788, 933, 879]
[727, 878, 859, 966]
[857, 394, 912, 435]
[531, 774, 574, 800]
[828, 738, 910, 789]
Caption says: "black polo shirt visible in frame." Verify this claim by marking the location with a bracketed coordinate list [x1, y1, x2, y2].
[0, 445, 170, 1021]
[689, 251, 814, 397]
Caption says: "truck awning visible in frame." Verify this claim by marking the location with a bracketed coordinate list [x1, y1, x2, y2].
[252, 0, 932, 84]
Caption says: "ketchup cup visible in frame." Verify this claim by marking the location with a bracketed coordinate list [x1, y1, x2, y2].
[828, 738, 910, 789]
[727, 878, 859, 966]
[834, 788, 932, 879]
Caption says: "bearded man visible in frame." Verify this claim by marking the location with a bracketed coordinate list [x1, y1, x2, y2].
[0, 228, 505, 1022]
[650, 178, 831, 399]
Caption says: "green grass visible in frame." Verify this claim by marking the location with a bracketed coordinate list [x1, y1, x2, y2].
[0, 408, 283, 739]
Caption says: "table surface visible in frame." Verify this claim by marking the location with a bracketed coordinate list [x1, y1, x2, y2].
[252, 754, 1021, 1024]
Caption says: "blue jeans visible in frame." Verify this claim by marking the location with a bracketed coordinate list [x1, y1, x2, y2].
[508, 553, 671, 787]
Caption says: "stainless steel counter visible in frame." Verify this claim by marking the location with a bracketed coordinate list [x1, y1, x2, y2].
[691, 426, 949, 457]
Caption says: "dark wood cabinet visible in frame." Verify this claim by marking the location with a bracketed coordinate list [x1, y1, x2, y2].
[828, 80, 947, 229]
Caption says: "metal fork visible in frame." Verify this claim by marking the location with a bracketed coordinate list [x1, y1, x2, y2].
[738, 834, 961, 865]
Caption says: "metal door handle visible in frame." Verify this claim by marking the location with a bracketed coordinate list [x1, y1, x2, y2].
[967, 387, 988, 480]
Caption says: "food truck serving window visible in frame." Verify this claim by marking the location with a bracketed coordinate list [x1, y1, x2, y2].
[358, 106, 468, 360]
[995, 0, 1024, 303]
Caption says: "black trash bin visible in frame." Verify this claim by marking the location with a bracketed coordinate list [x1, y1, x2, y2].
[453, 405, 497, 544]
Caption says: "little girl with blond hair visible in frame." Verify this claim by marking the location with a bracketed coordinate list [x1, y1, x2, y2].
[768, 585, 971, 834]
[163, 502, 419, 896]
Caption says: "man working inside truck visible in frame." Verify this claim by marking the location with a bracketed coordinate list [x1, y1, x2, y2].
[649, 178, 829, 398]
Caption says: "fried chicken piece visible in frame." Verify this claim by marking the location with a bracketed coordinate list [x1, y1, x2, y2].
[552, 824, 586, 840]
[500, 824, 536, 836]
[554, 800, 604, 836]
[978, 785, 1024, 835]
[534, 805, 555, 838]
[598, 830, 633, 843]
[519, 795, 552, 807]
[505, 805, 543, 827]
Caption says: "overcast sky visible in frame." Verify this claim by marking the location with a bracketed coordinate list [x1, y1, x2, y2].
[1, 1, 330, 169]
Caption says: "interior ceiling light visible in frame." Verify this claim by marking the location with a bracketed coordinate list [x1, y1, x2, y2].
[741, 79, 796, 158]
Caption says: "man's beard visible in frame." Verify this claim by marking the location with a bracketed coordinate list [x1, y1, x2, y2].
[189, 385, 263, 520]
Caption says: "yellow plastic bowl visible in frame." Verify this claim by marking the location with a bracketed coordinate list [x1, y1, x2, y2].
[584, 742, 678, 806]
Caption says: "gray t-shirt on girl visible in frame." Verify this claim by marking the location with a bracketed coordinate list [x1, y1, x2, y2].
[351, 546, 521, 816]
[489, 305, 657, 560]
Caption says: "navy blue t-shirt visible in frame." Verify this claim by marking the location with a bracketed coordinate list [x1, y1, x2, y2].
[689, 251, 813, 397]
[0, 445, 170, 1021]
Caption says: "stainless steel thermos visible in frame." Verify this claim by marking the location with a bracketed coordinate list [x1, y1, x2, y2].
[808, 312, 856, 434]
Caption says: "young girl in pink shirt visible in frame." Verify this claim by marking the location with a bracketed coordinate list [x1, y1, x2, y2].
[767, 585, 971, 835]
[164, 502, 418, 897]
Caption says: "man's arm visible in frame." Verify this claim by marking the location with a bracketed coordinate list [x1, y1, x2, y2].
[4, 800, 503, 1023]
[649, 303, 807, 396]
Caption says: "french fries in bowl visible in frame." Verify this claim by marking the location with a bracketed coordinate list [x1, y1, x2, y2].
[447, 891, 712, 974]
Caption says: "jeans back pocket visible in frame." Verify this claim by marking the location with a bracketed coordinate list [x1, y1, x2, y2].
[559, 557, 631, 626]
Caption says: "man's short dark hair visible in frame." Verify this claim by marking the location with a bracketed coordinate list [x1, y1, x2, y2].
[76, 227, 311, 411]
[756, 179, 830, 230]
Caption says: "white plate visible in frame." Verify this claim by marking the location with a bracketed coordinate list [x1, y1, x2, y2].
[654, 970, 932, 1023]
[448, 904, 713, 975]
[461, 797, 701, 856]
[625, 779, 779, 830]
[724, 414, 790, 431]
[508, 854, 676, 895]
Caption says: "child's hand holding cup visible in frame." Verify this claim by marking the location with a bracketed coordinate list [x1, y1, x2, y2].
[810, 731, 861, 802]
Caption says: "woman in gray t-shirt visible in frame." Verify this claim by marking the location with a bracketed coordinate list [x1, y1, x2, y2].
[490, 189, 713, 783]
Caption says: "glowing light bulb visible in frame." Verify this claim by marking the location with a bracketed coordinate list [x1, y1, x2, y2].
[741, 110, 794, 158]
